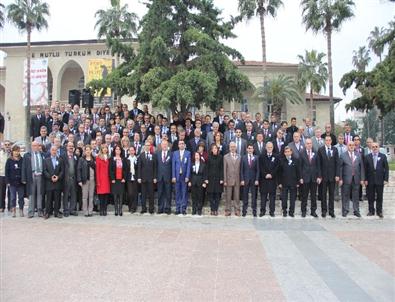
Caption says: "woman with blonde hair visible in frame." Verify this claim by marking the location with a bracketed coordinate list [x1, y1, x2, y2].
[77, 145, 96, 217]
[121, 136, 130, 158]
[96, 144, 111, 216]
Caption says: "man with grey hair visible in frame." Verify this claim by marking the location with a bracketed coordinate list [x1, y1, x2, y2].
[206, 121, 219, 150]
[312, 128, 324, 153]
[22, 141, 45, 218]
[223, 141, 241, 216]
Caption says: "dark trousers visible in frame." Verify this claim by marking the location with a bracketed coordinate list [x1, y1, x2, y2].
[9, 184, 25, 209]
[260, 184, 276, 215]
[141, 181, 154, 213]
[126, 181, 138, 212]
[46, 190, 61, 216]
[191, 185, 204, 214]
[113, 192, 123, 214]
[242, 181, 257, 215]
[98, 194, 108, 213]
[175, 180, 188, 212]
[157, 179, 172, 213]
[63, 178, 77, 214]
[208, 192, 221, 211]
[322, 180, 335, 215]
[367, 184, 384, 214]
[281, 186, 297, 214]
[301, 182, 317, 214]
[0, 176, 6, 209]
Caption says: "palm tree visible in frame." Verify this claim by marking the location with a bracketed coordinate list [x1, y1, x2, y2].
[297, 50, 328, 120]
[0, 2, 5, 28]
[95, 0, 138, 105]
[7, 0, 50, 148]
[301, 0, 355, 129]
[254, 74, 303, 119]
[237, 0, 283, 63]
[352, 46, 371, 71]
[95, 0, 138, 62]
[367, 26, 385, 62]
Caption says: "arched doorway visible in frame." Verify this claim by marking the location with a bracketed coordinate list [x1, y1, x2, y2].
[57, 60, 85, 102]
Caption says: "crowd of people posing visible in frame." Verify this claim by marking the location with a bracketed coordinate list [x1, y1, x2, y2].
[0, 101, 389, 220]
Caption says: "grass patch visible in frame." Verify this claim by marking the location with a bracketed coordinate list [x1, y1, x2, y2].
[389, 161, 395, 171]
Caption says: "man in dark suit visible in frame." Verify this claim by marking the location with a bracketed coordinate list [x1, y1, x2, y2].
[253, 132, 265, 157]
[75, 123, 92, 146]
[30, 106, 46, 140]
[273, 129, 285, 156]
[240, 144, 260, 217]
[22, 141, 46, 218]
[317, 136, 339, 218]
[364, 142, 389, 218]
[188, 129, 205, 153]
[278, 146, 300, 217]
[137, 141, 157, 214]
[129, 100, 144, 120]
[43, 146, 64, 219]
[299, 138, 319, 218]
[339, 141, 365, 217]
[156, 140, 172, 214]
[61, 142, 79, 216]
[259, 142, 279, 217]
[213, 107, 226, 132]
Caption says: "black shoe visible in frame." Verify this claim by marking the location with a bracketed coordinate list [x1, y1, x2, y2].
[321, 213, 327, 218]
[64, 213, 69, 217]
[301, 212, 306, 218]
[56, 214, 63, 219]
[157, 211, 163, 215]
[70, 212, 78, 216]
[175, 211, 180, 215]
[311, 212, 318, 218]
[329, 213, 336, 218]
[149, 210, 154, 214]
[367, 212, 374, 216]
[242, 213, 246, 217]
[253, 213, 257, 217]
[283, 212, 287, 217]
[342, 213, 347, 217]
[270, 213, 275, 217]
[259, 212, 265, 217]
[182, 211, 187, 215]
[140, 209, 147, 214]
[84, 214, 89, 217]
[378, 213, 383, 218]
[354, 212, 361, 218]
[289, 213, 294, 218]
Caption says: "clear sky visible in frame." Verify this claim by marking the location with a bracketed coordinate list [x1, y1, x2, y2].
[0, 0, 394, 121]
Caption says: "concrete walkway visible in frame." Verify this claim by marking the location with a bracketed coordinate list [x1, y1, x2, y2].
[1, 213, 394, 302]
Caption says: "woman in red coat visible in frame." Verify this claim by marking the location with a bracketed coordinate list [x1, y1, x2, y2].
[96, 144, 111, 216]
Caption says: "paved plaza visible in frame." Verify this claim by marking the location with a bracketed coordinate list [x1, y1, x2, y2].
[1, 206, 395, 302]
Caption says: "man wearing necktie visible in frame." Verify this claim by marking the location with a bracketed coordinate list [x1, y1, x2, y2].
[240, 144, 259, 217]
[43, 146, 64, 219]
[223, 142, 241, 216]
[22, 141, 45, 218]
[317, 136, 339, 218]
[338, 141, 365, 218]
[137, 143, 157, 214]
[364, 143, 389, 218]
[258, 142, 279, 217]
[156, 140, 172, 214]
[172, 140, 191, 215]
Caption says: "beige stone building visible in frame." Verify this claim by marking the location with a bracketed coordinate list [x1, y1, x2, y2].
[0, 39, 340, 142]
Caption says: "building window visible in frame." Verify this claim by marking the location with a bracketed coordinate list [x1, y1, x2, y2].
[241, 98, 248, 112]
[266, 99, 273, 119]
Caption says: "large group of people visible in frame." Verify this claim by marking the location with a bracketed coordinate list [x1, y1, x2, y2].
[0, 100, 390, 219]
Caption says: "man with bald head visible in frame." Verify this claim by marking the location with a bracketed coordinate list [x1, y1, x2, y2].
[22, 141, 46, 218]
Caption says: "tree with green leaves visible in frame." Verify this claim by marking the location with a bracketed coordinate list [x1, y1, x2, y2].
[368, 26, 385, 62]
[297, 49, 328, 120]
[361, 108, 379, 143]
[7, 0, 50, 148]
[95, 0, 138, 61]
[0, 2, 4, 28]
[88, 0, 252, 115]
[254, 74, 303, 119]
[237, 0, 283, 63]
[352, 46, 371, 72]
[301, 0, 355, 129]
[340, 19, 395, 144]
